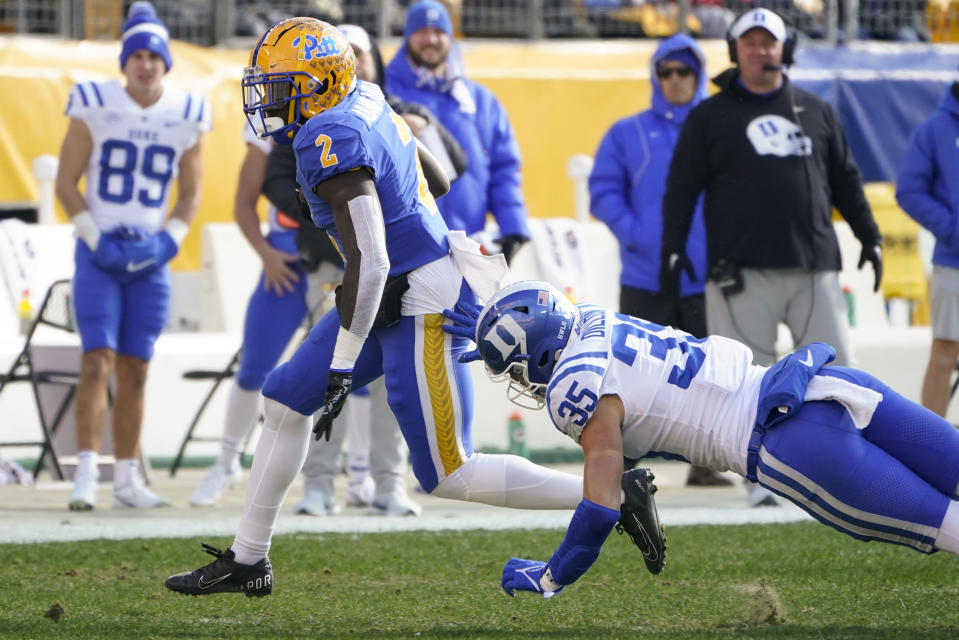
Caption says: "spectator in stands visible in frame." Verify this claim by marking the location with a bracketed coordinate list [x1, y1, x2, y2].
[896, 79, 959, 417]
[662, 8, 883, 506]
[54, 1, 211, 510]
[589, 34, 730, 488]
[386, 0, 529, 264]
[190, 24, 422, 518]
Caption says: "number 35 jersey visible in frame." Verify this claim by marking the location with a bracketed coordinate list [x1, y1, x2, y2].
[546, 305, 765, 476]
[65, 80, 211, 233]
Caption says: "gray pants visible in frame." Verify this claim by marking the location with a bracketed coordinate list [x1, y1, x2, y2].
[705, 268, 853, 367]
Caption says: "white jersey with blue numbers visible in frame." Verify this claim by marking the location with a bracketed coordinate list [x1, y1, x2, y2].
[293, 80, 450, 276]
[546, 305, 765, 476]
[66, 79, 211, 233]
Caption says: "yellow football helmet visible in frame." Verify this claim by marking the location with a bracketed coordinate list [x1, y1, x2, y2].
[242, 17, 356, 142]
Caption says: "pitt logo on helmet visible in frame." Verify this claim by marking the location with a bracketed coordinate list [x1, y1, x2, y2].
[242, 17, 356, 143]
[292, 34, 341, 61]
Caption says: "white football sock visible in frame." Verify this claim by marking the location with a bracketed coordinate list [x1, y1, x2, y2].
[76, 450, 98, 477]
[232, 398, 311, 564]
[217, 383, 262, 470]
[935, 500, 959, 555]
[431, 452, 582, 509]
[113, 458, 137, 487]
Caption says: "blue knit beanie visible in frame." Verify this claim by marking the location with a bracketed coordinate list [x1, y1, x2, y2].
[404, 0, 453, 40]
[119, 1, 172, 72]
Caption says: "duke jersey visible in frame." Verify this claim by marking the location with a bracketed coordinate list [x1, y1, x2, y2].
[547, 305, 765, 475]
[65, 79, 211, 233]
[293, 80, 450, 276]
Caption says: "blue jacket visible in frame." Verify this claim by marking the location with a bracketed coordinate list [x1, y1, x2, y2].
[385, 46, 529, 238]
[588, 34, 707, 296]
[897, 84, 959, 269]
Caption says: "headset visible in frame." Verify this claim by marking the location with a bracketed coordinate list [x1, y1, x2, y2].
[726, 10, 798, 67]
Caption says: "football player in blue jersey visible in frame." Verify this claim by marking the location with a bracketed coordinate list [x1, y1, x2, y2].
[165, 18, 589, 597]
[445, 280, 959, 598]
[54, 1, 210, 511]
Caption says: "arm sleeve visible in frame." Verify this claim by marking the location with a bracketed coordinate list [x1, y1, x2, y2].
[896, 121, 957, 243]
[824, 105, 882, 246]
[588, 123, 639, 243]
[485, 94, 530, 239]
[262, 144, 303, 217]
[662, 106, 707, 259]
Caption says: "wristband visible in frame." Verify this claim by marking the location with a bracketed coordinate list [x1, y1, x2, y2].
[72, 211, 101, 251]
[330, 326, 365, 371]
[165, 218, 190, 246]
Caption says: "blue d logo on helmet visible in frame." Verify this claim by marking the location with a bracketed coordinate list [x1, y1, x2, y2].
[476, 281, 578, 409]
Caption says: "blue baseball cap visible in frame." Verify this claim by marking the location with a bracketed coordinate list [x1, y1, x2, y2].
[119, 1, 172, 72]
[404, 0, 453, 40]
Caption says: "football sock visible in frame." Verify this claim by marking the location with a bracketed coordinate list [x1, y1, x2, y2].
[217, 384, 261, 469]
[76, 450, 98, 477]
[934, 500, 959, 555]
[113, 458, 137, 487]
[431, 452, 582, 509]
[233, 398, 311, 563]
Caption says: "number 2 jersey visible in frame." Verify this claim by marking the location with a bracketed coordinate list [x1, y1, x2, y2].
[547, 305, 765, 476]
[65, 79, 211, 233]
[293, 80, 451, 277]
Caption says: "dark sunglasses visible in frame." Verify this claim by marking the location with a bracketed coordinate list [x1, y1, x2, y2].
[656, 66, 694, 79]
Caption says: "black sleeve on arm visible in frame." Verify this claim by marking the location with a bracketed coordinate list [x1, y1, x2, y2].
[662, 108, 707, 259]
[262, 144, 303, 218]
[416, 137, 451, 199]
[824, 105, 882, 246]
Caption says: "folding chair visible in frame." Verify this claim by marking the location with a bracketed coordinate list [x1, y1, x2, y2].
[0, 279, 78, 480]
[169, 346, 245, 477]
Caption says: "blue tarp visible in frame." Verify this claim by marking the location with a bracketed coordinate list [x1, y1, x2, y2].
[790, 42, 959, 182]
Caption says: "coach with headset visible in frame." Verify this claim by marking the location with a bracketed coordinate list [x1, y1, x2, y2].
[661, 8, 883, 371]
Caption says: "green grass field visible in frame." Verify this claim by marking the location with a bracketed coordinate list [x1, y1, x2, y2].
[1, 521, 957, 639]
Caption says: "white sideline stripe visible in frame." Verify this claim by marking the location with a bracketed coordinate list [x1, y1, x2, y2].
[0, 504, 813, 544]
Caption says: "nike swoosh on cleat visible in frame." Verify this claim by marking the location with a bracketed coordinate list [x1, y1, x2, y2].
[126, 258, 157, 272]
[800, 350, 813, 367]
[630, 513, 659, 561]
[198, 573, 233, 589]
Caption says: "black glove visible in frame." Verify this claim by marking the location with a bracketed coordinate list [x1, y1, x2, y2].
[497, 234, 528, 266]
[313, 370, 352, 441]
[659, 252, 696, 296]
[858, 244, 883, 293]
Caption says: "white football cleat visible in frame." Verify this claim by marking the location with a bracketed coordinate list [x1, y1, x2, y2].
[345, 475, 375, 507]
[370, 492, 422, 517]
[189, 463, 242, 507]
[113, 475, 171, 509]
[294, 487, 340, 516]
[68, 468, 99, 511]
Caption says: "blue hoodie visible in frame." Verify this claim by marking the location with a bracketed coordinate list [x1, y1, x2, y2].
[588, 34, 707, 296]
[385, 43, 529, 238]
[896, 84, 959, 269]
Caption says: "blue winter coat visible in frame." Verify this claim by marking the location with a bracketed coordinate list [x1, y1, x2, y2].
[896, 84, 959, 269]
[385, 46, 529, 238]
[588, 34, 707, 296]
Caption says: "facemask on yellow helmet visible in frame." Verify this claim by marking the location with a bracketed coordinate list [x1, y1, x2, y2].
[242, 17, 357, 143]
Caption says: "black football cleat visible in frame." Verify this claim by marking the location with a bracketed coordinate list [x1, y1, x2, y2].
[165, 543, 273, 597]
[616, 468, 667, 575]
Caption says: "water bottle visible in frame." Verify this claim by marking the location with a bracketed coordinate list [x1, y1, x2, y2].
[18, 289, 33, 335]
